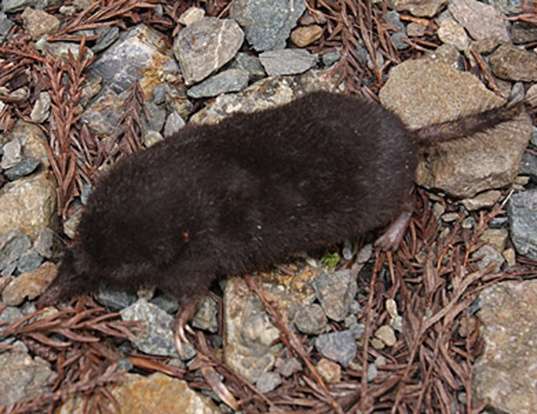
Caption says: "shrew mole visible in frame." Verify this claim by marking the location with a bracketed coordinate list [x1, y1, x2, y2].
[39, 91, 523, 307]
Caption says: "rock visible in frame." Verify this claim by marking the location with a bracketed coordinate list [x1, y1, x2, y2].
[187, 69, 249, 99]
[259, 49, 316, 76]
[2, 262, 57, 306]
[293, 303, 327, 335]
[374, 325, 397, 347]
[473, 245, 505, 272]
[142, 130, 163, 147]
[0, 341, 56, 406]
[230, 0, 305, 51]
[0, 12, 14, 41]
[427, 44, 463, 69]
[192, 296, 218, 333]
[63, 206, 82, 239]
[317, 358, 341, 384]
[0, 305, 23, 323]
[407, 22, 427, 37]
[461, 190, 502, 211]
[41, 41, 94, 61]
[391, 32, 409, 50]
[321, 50, 341, 67]
[480, 228, 508, 252]
[367, 364, 379, 381]
[315, 330, 356, 367]
[143, 102, 166, 133]
[275, 357, 302, 377]
[490, 44, 537, 82]
[5, 157, 40, 181]
[2, 120, 49, 168]
[508, 190, 537, 260]
[393, 0, 447, 17]
[58, 372, 220, 414]
[91, 24, 179, 97]
[256, 372, 282, 393]
[16, 248, 43, 273]
[474, 280, 537, 414]
[438, 18, 469, 51]
[120, 299, 184, 358]
[379, 60, 532, 198]
[80, 88, 126, 137]
[2, 138, 24, 169]
[92, 27, 120, 53]
[313, 269, 357, 322]
[384, 10, 404, 31]
[21, 7, 59, 39]
[80, 74, 102, 107]
[0, 230, 31, 276]
[191, 69, 343, 125]
[0, 172, 57, 239]
[520, 153, 537, 181]
[178, 6, 205, 26]
[291, 25, 323, 47]
[150, 293, 178, 314]
[3, 0, 60, 13]
[30, 91, 51, 123]
[449, 0, 509, 43]
[441, 212, 460, 223]
[503, 247, 516, 267]
[230, 52, 266, 81]
[163, 112, 185, 138]
[174, 18, 244, 85]
[512, 22, 537, 44]
[96, 287, 137, 310]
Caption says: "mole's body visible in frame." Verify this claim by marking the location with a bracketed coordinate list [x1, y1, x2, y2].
[40, 91, 522, 305]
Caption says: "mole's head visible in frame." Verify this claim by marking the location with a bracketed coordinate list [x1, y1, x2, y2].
[37, 247, 97, 307]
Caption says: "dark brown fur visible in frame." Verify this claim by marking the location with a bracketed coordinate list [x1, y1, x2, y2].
[39, 91, 523, 306]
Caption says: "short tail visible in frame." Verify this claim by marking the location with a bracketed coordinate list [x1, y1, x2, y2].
[410, 92, 525, 146]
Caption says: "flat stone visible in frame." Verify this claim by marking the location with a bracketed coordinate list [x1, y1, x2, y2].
[96, 287, 137, 310]
[315, 330, 356, 367]
[317, 358, 341, 383]
[490, 44, 537, 82]
[41, 41, 94, 61]
[379, 59, 532, 198]
[480, 228, 509, 252]
[174, 17, 244, 85]
[16, 248, 43, 273]
[120, 299, 183, 358]
[21, 7, 59, 39]
[229, 52, 266, 81]
[163, 112, 185, 138]
[449, 0, 509, 43]
[313, 269, 357, 322]
[58, 372, 220, 414]
[230, 0, 305, 51]
[191, 69, 343, 125]
[30, 91, 51, 123]
[0, 341, 56, 406]
[91, 24, 179, 97]
[438, 18, 469, 51]
[92, 27, 120, 53]
[293, 303, 327, 335]
[512, 22, 537, 44]
[2, 262, 57, 306]
[5, 157, 40, 181]
[461, 190, 502, 211]
[0, 172, 57, 239]
[508, 190, 537, 260]
[426, 44, 463, 69]
[259, 49, 316, 76]
[3, 0, 60, 13]
[178, 6, 205, 26]
[474, 280, 537, 414]
[291, 25, 323, 47]
[393, 0, 447, 17]
[187, 69, 249, 99]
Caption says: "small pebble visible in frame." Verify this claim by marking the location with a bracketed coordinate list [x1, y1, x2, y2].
[321, 50, 341, 67]
[16, 249, 43, 274]
[163, 112, 185, 138]
[441, 212, 460, 223]
[293, 303, 327, 335]
[317, 358, 341, 384]
[178, 7, 205, 26]
[30, 92, 51, 123]
[480, 228, 508, 252]
[290, 25, 323, 47]
[371, 338, 385, 350]
[315, 330, 357, 367]
[192, 296, 218, 333]
[276, 357, 302, 377]
[256, 372, 281, 393]
[5, 158, 40, 181]
[374, 325, 397, 347]
[367, 364, 378, 382]
[503, 248, 516, 267]
[151, 293, 179, 314]
[96, 287, 137, 310]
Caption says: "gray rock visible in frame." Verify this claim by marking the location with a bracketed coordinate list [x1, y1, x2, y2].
[230, 52, 266, 80]
[151, 293, 179, 314]
[0, 230, 32, 276]
[230, 0, 305, 51]
[0, 341, 56, 406]
[16, 248, 43, 274]
[92, 27, 120, 53]
[143, 131, 164, 148]
[508, 190, 537, 259]
[192, 296, 218, 333]
[143, 102, 166, 133]
[91, 24, 179, 96]
[315, 330, 357, 367]
[80, 88, 126, 137]
[174, 17, 244, 85]
[41, 41, 94, 61]
[96, 287, 137, 310]
[5, 157, 40, 181]
[178, 6, 205, 26]
[427, 44, 463, 69]
[379, 59, 532, 198]
[3, 0, 59, 13]
[33, 228, 57, 259]
[461, 190, 502, 211]
[293, 303, 327, 335]
[482, 0, 523, 15]
[0, 12, 14, 41]
[1, 138, 22, 169]
[275, 356, 302, 377]
[191, 69, 343, 125]
[0, 305, 23, 324]
[438, 18, 469, 51]
[490, 44, 537, 82]
[520, 152, 537, 181]
[391, 32, 409, 50]
[256, 372, 282, 393]
[313, 269, 357, 322]
[449, 0, 509, 44]
[187, 69, 249, 99]
[21, 7, 60, 40]
[532, 127, 537, 147]
[321, 50, 341, 67]
[121, 299, 188, 358]
[512, 22, 537, 44]
[385, 10, 404, 31]
[163, 112, 185, 138]
[30, 91, 51, 123]
[393, 0, 447, 17]
[259, 49, 316, 76]
[5, 121, 50, 169]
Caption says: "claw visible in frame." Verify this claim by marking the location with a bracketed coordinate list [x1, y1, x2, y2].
[375, 210, 413, 251]
[174, 298, 199, 358]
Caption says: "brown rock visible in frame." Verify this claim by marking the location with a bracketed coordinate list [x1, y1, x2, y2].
[490, 44, 537, 82]
[178, 6, 205, 26]
[317, 358, 341, 384]
[21, 8, 60, 40]
[379, 59, 532, 198]
[474, 280, 537, 414]
[394, 0, 447, 17]
[437, 18, 469, 51]
[461, 190, 502, 211]
[291, 25, 323, 47]
[59, 373, 220, 414]
[449, 0, 509, 43]
[2, 262, 57, 306]
[480, 228, 508, 252]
